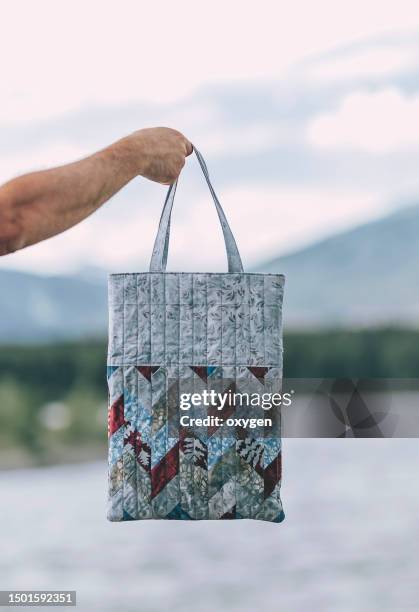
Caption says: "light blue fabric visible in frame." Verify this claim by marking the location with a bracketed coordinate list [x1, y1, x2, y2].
[150, 148, 243, 273]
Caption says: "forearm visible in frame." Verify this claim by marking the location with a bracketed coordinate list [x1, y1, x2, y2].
[0, 137, 141, 255]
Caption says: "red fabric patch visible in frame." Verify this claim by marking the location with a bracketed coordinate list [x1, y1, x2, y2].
[221, 506, 236, 519]
[264, 452, 282, 499]
[136, 366, 160, 381]
[151, 442, 179, 499]
[247, 366, 270, 381]
[108, 394, 124, 436]
[190, 366, 208, 383]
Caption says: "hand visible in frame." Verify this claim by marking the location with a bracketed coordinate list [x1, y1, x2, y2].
[129, 127, 193, 185]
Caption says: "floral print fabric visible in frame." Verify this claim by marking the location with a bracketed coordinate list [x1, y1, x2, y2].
[107, 272, 285, 522]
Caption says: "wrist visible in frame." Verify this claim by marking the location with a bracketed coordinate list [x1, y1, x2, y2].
[102, 134, 147, 180]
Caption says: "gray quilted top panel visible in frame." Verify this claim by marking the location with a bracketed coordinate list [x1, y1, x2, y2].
[107, 272, 284, 367]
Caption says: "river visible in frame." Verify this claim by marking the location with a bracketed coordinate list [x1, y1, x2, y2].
[1, 439, 418, 611]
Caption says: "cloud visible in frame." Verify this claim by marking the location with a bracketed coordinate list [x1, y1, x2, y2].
[306, 44, 417, 82]
[2, 0, 419, 123]
[202, 123, 297, 156]
[307, 89, 419, 153]
[0, 144, 90, 185]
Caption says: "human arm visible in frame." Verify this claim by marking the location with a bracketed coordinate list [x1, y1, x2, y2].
[0, 127, 192, 255]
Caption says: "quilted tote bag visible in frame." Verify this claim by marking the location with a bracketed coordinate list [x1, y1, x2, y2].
[107, 149, 285, 522]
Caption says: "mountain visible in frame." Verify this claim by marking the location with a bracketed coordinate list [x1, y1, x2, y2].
[0, 203, 418, 342]
[0, 268, 107, 342]
[256, 203, 419, 328]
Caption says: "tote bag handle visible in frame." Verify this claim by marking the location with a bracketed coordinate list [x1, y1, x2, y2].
[149, 148, 244, 273]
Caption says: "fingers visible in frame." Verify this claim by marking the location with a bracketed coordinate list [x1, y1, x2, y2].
[132, 127, 193, 184]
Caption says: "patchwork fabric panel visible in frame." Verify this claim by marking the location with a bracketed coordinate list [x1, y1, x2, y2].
[107, 272, 285, 522]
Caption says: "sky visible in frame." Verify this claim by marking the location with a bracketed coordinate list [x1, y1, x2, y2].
[1, 0, 419, 275]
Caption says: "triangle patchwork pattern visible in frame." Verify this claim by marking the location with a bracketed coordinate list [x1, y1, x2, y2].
[136, 365, 161, 381]
[107, 270, 284, 516]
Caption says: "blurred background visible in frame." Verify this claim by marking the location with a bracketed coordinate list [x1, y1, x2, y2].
[1, 1, 419, 610]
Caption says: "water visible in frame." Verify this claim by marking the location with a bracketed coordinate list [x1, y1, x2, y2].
[1, 440, 418, 611]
